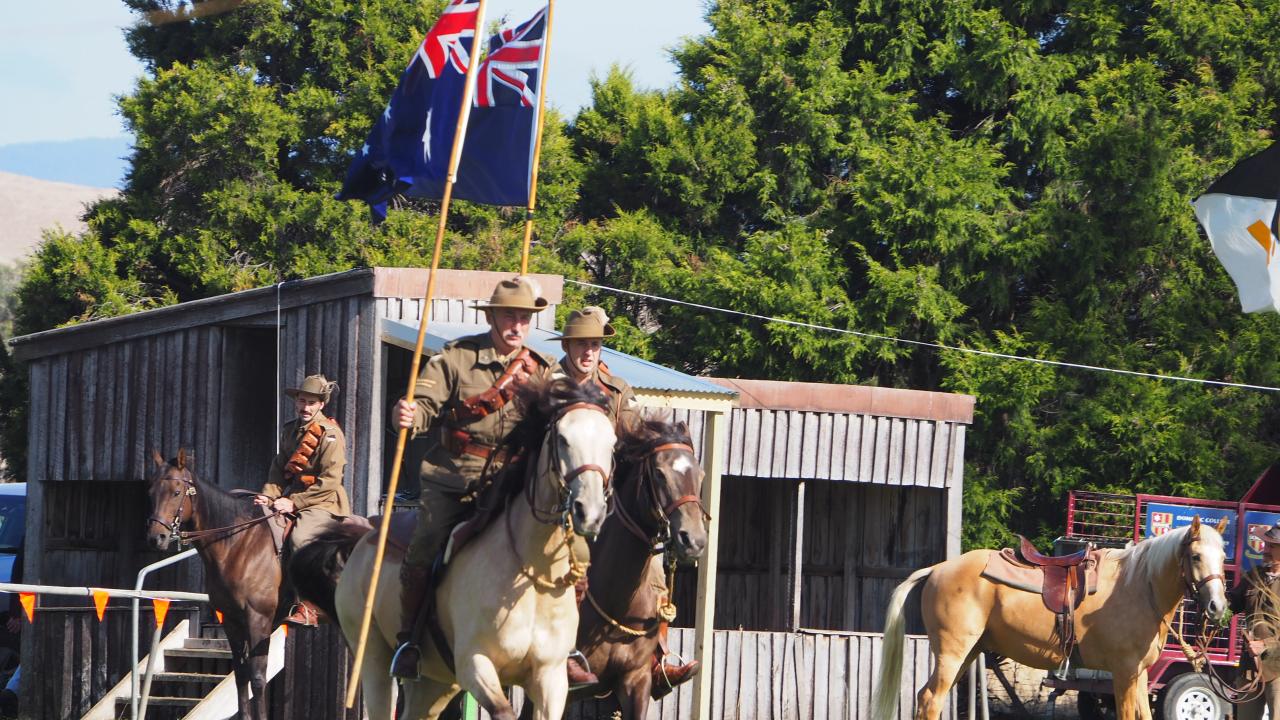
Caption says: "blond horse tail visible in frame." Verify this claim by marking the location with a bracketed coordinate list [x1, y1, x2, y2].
[871, 566, 934, 720]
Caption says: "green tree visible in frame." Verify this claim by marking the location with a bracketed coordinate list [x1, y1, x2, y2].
[564, 0, 1280, 548]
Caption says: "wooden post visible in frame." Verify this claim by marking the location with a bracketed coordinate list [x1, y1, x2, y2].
[946, 425, 966, 559]
[692, 408, 727, 719]
[789, 481, 805, 631]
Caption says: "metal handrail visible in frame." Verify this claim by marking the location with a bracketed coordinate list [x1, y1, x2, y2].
[131, 548, 204, 720]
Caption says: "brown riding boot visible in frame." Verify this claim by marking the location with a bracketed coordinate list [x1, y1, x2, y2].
[650, 621, 699, 700]
[566, 650, 598, 688]
[390, 563, 431, 680]
[284, 600, 322, 628]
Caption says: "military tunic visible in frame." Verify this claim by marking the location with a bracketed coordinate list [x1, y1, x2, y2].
[551, 360, 641, 430]
[1231, 566, 1280, 720]
[262, 411, 349, 549]
[403, 332, 555, 568]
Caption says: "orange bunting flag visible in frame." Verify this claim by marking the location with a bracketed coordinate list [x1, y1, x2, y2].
[215, 610, 224, 624]
[92, 589, 109, 621]
[152, 598, 171, 629]
[281, 624, 288, 639]
[18, 593, 34, 622]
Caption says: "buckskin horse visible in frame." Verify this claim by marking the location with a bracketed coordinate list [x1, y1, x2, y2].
[146, 449, 283, 720]
[315, 379, 617, 720]
[555, 418, 710, 719]
[872, 518, 1229, 720]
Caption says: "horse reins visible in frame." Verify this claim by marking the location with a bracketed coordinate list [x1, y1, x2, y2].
[509, 401, 613, 589]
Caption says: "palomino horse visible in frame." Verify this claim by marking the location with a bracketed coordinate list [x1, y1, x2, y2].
[559, 419, 710, 719]
[872, 518, 1229, 720]
[146, 449, 283, 720]
[332, 379, 616, 720]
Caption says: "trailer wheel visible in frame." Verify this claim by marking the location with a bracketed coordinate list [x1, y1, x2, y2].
[1078, 691, 1115, 720]
[1159, 673, 1226, 720]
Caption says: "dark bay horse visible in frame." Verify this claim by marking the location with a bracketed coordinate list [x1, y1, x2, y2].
[560, 419, 710, 720]
[146, 449, 282, 720]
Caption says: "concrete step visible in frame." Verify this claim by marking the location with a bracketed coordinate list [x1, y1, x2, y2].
[151, 671, 223, 686]
[164, 647, 233, 660]
[114, 694, 200, 708]
[182, 637, 230, 651]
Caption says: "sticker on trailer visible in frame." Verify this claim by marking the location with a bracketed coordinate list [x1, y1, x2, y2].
[1143, 502, 1237, 560]
[1242, 510, 1280, 570]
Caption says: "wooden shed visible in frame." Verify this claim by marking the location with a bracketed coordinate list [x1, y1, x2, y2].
[657, 377, 973, 718]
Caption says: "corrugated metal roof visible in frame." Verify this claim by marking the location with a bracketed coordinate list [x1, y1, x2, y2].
[380, 319, 736, 398]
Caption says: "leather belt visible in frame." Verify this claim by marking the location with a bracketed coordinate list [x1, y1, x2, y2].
[444, 428, 511, 465]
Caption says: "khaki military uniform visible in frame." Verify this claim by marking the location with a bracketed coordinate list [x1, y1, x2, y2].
[551, 360, 641, 430]
[262, 411, 349, 550]
[403, 332, 555, 568]
[1231, 566, 1280, 720]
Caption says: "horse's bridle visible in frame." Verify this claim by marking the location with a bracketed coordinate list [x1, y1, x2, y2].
[526, 401, 614, 527]
[614, 441, 711, 548]
[1180, 531, 1225, 600]
[148, 473, 197, 540]
[148, 471, 278, 546]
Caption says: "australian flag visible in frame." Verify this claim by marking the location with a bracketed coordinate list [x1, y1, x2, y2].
[338, 1, 548, 220]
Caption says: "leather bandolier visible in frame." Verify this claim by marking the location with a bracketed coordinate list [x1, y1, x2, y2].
[284, 420, 326, 486]
[441, 348, 537, 462]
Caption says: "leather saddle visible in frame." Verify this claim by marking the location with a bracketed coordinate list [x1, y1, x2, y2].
[982, 536, 1102, 615]
[982, 535, 1104, 676]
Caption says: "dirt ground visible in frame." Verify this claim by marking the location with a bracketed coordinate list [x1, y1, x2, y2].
[983, 660, 1082, 719]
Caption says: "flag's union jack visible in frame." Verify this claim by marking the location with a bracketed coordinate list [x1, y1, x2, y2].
[339, 2, 550, 216]
[417, 0, 479, 78]
[475, 7, 546, 108]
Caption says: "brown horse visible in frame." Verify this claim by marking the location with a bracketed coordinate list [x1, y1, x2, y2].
[558, 419, 710, 719]
[146, 450, 283, 720]
[872, 518, 1229, 720]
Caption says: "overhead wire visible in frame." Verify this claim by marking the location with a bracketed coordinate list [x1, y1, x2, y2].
[566, 279, 1280, 393]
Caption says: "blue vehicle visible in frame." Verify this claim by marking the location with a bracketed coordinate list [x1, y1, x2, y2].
[0, 483, 25, 671]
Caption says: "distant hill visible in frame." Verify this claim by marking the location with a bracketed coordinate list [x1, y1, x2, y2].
[0, 137, 130, 189]
[0, 172, 118, 265]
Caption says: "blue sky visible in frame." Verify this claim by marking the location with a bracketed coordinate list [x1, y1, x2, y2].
[0, 0, 710, 146]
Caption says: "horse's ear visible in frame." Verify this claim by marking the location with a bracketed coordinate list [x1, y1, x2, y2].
[177, 448, 189, 470]
[675, 420, 690, 438]
[1216, 517, 1229, 535]
[151, 449, 165, 468]
[1190, 515, 1202, 538]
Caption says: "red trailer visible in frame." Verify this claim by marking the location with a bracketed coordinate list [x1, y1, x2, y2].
[1042, 465, 1280, 720]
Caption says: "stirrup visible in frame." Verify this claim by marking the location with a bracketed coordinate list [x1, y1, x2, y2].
[390, 641, 422, 681]
[567, 649, 597, 689]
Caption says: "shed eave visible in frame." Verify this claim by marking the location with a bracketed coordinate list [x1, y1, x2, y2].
[10, 268, 376, 362]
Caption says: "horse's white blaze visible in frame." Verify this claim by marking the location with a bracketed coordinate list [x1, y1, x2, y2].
[671, 455, 693, 474]
[554, 407, 615, 536]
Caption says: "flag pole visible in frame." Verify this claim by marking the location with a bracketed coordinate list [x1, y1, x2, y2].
[519, 0, 556, 276]
[344, 0, 490, 707]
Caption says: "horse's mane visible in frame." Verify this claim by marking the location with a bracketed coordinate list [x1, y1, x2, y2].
[1120, 524, 1222, 584]
[616, 418, 692, 465]
[162, 457, 255, 528]
[612, 419, 692, 495]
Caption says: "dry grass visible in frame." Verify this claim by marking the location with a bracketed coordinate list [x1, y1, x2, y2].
[0, 171, 118, 266]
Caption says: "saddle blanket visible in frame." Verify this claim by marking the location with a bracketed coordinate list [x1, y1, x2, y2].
[981, 547, 1102, 598]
